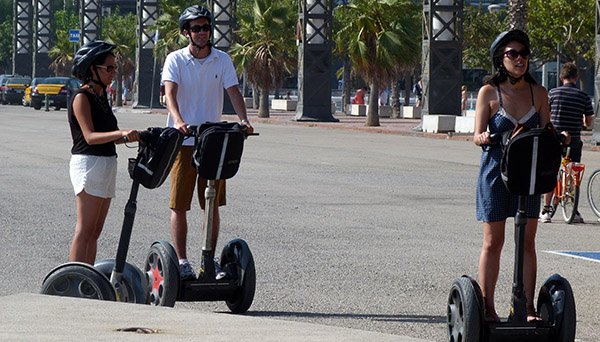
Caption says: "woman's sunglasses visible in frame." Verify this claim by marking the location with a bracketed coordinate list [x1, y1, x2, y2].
[503, 49, 530, 60]
[189, 24, 212, 33]
[96, 64, 118, 73]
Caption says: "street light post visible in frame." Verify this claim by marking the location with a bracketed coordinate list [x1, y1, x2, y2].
[295, 0, 338, 122]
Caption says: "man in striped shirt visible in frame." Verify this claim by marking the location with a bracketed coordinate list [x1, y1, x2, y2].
[540, 62, 594, 223]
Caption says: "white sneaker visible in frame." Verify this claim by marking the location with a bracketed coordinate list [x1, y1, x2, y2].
[179, 261, 196, 280]
[539, 211, 552, 223]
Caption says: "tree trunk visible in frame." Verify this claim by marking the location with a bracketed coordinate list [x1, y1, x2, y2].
[252, 83, 259, 109]
[342, 56, 352, 114]
[258, 86, 270, 118]
[115, 72, 123, 107]
[365, 82, 380, 126]
[507, 0, 527, 30]
[404, 76, 412, 106]
[390, 81, 401, 118]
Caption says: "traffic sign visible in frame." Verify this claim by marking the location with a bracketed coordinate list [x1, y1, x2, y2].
[69, 29, 80, 43]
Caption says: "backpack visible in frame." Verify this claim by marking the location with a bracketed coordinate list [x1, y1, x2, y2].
[128, 127, 184, 189]
[500, 124, 561, 195]
[193, 122, 245, 180]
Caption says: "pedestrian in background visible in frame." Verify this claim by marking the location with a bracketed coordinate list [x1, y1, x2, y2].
[539, 62, 594, 223]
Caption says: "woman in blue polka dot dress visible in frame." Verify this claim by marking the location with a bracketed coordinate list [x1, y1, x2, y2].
[473, 30, 566, 323]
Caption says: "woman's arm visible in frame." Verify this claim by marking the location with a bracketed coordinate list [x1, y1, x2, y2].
[473, 85, 495, 146]
[72, 92, 138, 145]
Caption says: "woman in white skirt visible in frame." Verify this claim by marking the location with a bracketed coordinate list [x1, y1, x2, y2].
[68, 41, 140, 264]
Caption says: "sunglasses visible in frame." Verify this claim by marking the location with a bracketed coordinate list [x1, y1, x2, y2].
[503, 49, 530, 60]
[96, 64, 118, 73]
[189, 24, 212, 33]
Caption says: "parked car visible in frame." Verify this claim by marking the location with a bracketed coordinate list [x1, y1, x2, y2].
[30, 77, 81, 110]
[1, 76, 31, 105]
[0, 74, 16, 101]
[22, 77, 46, 107]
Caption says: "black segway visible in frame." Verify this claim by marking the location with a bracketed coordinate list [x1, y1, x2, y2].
[447, 129, 576, 342]
[144, 122, 257, 314]
[41, 127, 184, 303]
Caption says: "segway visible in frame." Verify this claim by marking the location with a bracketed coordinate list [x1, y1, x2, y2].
[144, 122, 257, 314]
[447, 129, 576, 342]
[41, 127, 184, 304]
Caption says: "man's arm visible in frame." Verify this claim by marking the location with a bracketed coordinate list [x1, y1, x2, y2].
[226, 85, 253, 134]
[165, 81, 188, 133]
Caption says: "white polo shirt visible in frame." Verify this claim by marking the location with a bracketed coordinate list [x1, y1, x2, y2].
[162, 46, 239, 145]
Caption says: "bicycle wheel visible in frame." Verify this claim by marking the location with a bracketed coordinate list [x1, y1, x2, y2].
[587, 169, 600, 218]
[561, 174, 579, 224]
[549, 192, 559, 218]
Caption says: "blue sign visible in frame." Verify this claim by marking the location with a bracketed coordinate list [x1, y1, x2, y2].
[69, 29, 80, 43]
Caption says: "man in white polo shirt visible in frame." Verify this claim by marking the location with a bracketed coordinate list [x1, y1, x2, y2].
[162, 5, 253, 280]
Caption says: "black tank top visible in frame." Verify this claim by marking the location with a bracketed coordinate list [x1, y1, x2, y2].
[69, 88, 118, 156]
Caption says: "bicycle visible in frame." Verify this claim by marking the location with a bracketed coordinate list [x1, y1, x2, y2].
[549, 147, 585, 224]
[586, 167, 600, 218]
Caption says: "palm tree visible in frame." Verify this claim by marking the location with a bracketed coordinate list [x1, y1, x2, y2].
[153, 0, 198, 65]
[229, 0, 297, 118]
[48, 10, 79, 76]
[102, 11, 137, 106]
[334, 0, 420, 126]
[507, 0, 526, 31]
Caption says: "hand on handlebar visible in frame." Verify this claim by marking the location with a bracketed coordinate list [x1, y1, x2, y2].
[121, 130, 140, 143]
[560, 131, 571, 146]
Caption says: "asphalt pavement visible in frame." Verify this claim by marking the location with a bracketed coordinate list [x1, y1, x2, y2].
[1, 104, 599, 341]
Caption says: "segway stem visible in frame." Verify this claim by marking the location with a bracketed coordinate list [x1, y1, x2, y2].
[109, 180, 140, 301]
[199, 179, 217, 279]
[510, 195, 528, 324]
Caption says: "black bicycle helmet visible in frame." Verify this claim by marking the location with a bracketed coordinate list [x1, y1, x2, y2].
[489, 29, 530, 67]
[72, 40, 116, 81]
[178, 5, 212, 32]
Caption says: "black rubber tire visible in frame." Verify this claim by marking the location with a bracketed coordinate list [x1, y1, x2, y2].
[41, 262, 116, 301]
[144, 241, 179, 307]
[93, 259, 147, 304]
[447, 277, 483, 342]
[225, 250, 256, 314]
[561, 174, 579, 224]
[587, 169, 600, 218]
[537, 274, 576, 342]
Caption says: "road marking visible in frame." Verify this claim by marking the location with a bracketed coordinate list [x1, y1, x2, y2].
[546, 251, 600, 263]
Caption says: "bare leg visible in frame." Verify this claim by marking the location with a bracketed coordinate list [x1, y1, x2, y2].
[209, 206, 220, 252]
[69, 191, 111, 264]
[479, 220, 506, 321]
[522, 218, 539, 321]
[170, 208, 188, 260]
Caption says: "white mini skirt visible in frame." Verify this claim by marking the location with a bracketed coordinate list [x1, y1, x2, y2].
[70, 154, 118, 198]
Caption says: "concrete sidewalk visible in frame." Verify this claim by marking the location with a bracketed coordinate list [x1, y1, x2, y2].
[0, 294, 430, 341]
[120, 105, 598, 150]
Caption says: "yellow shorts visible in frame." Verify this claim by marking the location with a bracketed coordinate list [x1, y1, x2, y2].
[169, 146, 226, 211]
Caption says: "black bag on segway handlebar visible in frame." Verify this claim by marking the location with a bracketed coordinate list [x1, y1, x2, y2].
[500, 124, 561, 195]
[193, 122, 245, 180]
[128, 127, 184, 189]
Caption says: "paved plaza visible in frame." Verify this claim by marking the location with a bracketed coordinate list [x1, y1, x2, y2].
[1, 104, 599, 341]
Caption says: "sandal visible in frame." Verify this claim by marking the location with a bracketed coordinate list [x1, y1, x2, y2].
[484, 308, 500, 323]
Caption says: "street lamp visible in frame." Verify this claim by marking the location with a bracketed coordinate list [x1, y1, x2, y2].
[295, 0, 338, 122]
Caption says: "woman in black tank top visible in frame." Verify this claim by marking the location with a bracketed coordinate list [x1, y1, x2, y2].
[67, 41, 140, 265]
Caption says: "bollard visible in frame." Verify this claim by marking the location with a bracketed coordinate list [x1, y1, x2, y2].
[44, 94, 49, 112]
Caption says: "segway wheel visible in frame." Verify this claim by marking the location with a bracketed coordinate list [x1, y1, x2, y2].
[41, 262, 116, 301]
[447, 276, 483, 342]
[94, 259, 147, 304]
[537, 274, 576, 342]
[144, 241, 179, 307]
[225, 248, 256, 314]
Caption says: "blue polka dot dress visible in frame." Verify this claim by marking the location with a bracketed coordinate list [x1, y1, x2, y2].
[476, 86, 541, 222]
